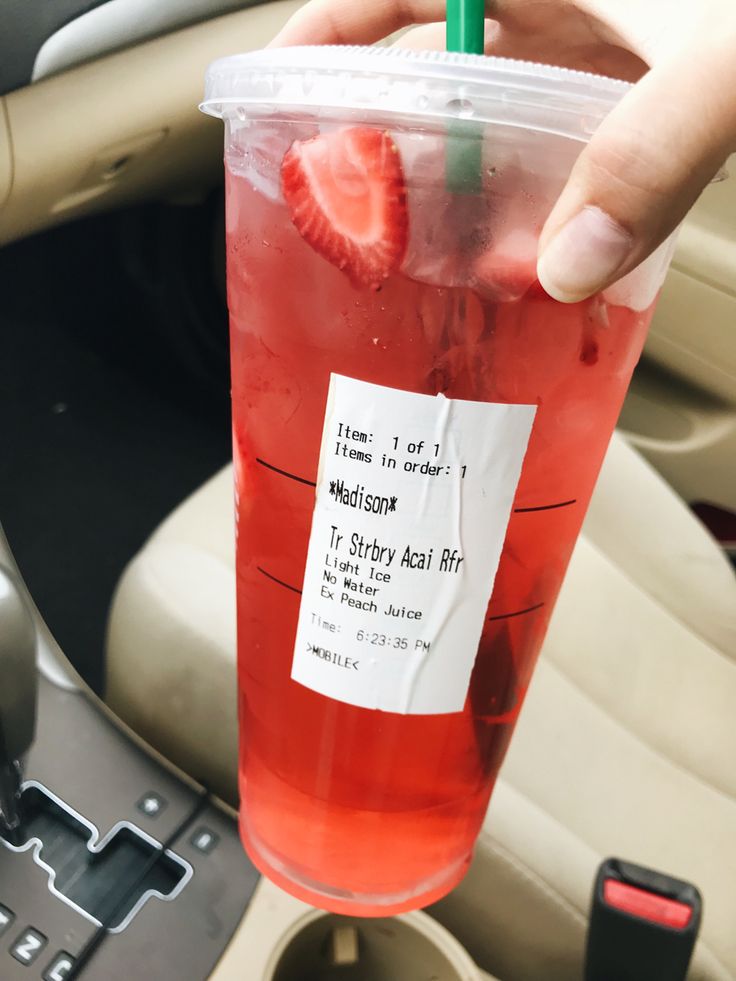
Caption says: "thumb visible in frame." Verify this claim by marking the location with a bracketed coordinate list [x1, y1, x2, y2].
[536, 49, 736, 303]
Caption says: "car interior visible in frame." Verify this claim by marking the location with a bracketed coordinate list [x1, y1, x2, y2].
[1, 2, 735, 979]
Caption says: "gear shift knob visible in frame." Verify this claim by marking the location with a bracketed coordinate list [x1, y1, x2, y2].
[0, 558, 38, 837]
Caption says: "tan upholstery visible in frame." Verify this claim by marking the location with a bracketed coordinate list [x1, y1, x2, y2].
[105, 432, 736, 980]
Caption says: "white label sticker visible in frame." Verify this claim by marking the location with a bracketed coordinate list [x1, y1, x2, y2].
[291, 375, 536, 714]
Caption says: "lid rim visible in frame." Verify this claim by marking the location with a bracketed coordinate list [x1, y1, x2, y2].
[204, 45, 632, 94]
[201, 45, 631, 139]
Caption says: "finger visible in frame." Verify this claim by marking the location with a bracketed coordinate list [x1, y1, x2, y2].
[478, 20, 647, 80]
[537, 45, 736, 303]
[389, 22, 447, 50]
[271, 0, 451, 47]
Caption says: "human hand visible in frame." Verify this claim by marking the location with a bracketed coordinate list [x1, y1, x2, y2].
[272, 0, 736, 302]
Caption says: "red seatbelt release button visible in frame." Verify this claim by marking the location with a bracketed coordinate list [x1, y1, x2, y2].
[603, 878, 693, 930]
[585, 859, 702, 981]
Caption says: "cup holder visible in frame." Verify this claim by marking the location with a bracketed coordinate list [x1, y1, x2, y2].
[268, 910, 480, 981]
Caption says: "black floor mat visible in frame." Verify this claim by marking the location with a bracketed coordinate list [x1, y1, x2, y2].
[0, 200, 231, 693]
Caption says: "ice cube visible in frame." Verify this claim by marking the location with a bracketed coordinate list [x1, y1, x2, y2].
[226, 119, 317, 202]
[603, 237, 676, 312]
[472, 228, 540, 302]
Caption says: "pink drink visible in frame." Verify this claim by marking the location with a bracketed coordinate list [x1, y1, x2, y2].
[204, 47, 672, 915]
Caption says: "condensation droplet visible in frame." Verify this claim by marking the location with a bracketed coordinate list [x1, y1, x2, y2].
[446, 98, 474, 118]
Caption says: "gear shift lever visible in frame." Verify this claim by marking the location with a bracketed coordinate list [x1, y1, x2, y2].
[0, 551, 38, 842]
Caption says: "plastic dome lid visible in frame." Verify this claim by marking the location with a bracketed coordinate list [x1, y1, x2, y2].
[201, 45, 631, 142]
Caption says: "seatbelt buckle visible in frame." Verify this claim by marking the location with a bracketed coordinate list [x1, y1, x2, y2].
[584, 857, 702, 981]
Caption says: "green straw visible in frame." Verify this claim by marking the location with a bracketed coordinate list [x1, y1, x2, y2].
[445, 0, 485, 193]
[446, 0, 485, 55]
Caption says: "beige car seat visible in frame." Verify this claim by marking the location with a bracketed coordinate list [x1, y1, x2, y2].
[106, 432, 736, 981]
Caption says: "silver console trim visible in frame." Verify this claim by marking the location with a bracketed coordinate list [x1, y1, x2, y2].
[0, 780, 194, 933]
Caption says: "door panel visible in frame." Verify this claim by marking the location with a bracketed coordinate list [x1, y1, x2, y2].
[0, 1, 302, 246]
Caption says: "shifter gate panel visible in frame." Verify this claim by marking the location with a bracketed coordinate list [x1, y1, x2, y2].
[0, 783, 191, 932]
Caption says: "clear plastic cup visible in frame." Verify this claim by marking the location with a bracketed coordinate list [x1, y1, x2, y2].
[201, 46, 676, 915]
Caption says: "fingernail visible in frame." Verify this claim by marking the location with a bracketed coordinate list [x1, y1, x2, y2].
[537, 206, 633, 303]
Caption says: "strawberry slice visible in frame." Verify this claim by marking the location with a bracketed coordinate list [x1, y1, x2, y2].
[281, 127, 408, 290]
